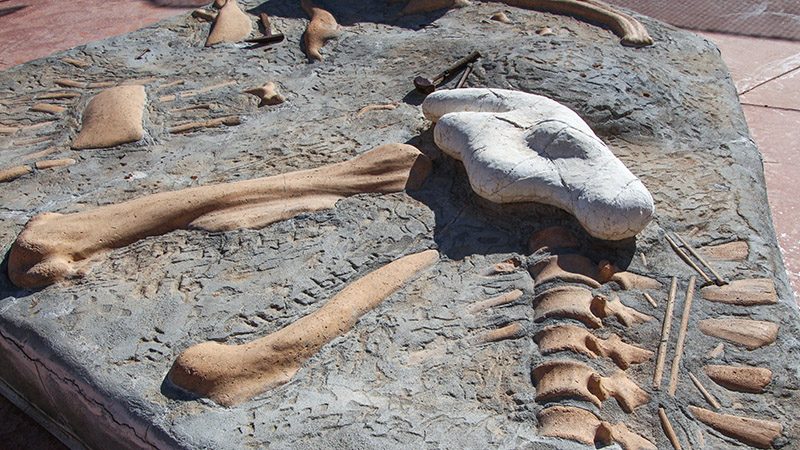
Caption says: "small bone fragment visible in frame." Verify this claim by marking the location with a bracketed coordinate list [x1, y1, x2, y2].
[205, 0, 252, 46]
[356, 103, 398, 116]
[169, 115, 240, 134]
[22, 146, 60, 162]
[699, 318, 778, 350]
[700, 278, 777, 306]
[491, 257, 522, 274]
[674, 233, 726, 285]
[490, 11, 512, 23]
[14, 136, 54, 147]
[668, 276, 696, 396]
[9, 144, 431, 288]
[87, 81, 116, 89]
[536, 26, 555, 35]
[533, 286, 653, 328]
[642, 292, 657, 307]
[35, 158, 76, 170]
[72, 85, 146, 149]
[665, 234, 713, 284]
[704, 365, 772, 393]
[611, 271, 662, 290]
[688, 406, 782, 449]
[468, 289, 523, 313]
[538, 405, 656, 450]
[423, 88, 654, 240]
[192, 8, 217, 22]
[244, 82, 285, 107]
[259, 12, 271, 34]
[170, 103, 213, 112]
[36, 92, 80, 100]
[688, 372, 720, 409]
[31, 103, 65, 114]
[659, 407, 683, 450]
[0, 125, 19, 134]
[402, 0, 470, 15]
[706, 343, 724, 359]
[528, 225, 580, 253]
[61, 57, 91, 68]
[476, 322, 525, 343]
[169, 249, 438, 406]
[532, 360, 650, 412]
[0, 165, 33, 182]
[534, 324, 652, 369]
[654, 277, 678, 389]
[302, 0, 339, 61]
[55, 79, 86, 88]
[700, 241, 749, 261]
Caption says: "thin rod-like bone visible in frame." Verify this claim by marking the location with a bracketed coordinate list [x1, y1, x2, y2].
[674, 233, 726, 285]
[659, 407, 683, 450]
[688, 372, 720, 409]
[455, 63, 473, 89]
[643, 292, 657, 307]
[653, 277, 677, 389]
[476, 322, 525, 344]
[669, 276, 696, 396]
[8, 144, 431, 288]
[168, 249, 438, 406]
[665, 234, 713, 284]
[468, 289, 523, 313]
[169, 115, 241, 134]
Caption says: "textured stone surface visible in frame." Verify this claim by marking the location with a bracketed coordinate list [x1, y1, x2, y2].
[0, 1, 798, 449]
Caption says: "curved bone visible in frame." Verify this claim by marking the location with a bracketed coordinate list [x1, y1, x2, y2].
[168, 250, 439, 406]
[538, 405, 656, 450]
[72, 85, 145, 149]
[532, 360, 650, 412]
[8, 144, 431, 289]
[699, 318, 778, 350]
[530, 254, 660, 289]
[700, 278, 777, 306]
[704, 365, 772, 393]
[689, 406, 782, 449]
[302, 0, 339, 61]
[422, 88, 654, 240]
[533, 286, 653, 328]
[534, 324, 652, 369]
[245, 82, 285, 107]
[205, 0, 252, 46]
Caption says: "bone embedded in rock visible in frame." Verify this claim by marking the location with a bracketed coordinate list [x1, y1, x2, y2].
[668, 276, 696, 396]
[659, 407, 683, 450]
[245, 82, 285, 107]
[31, 103, 66, 114]
[688, 406, 782, 449]
[468, 289, 523, 313]
[700, 240, 749, 261]
[168, 115, 240, 134]
[533, 286, 652, 328]
[527, 225, 580, 253]
[0, 165, 33, 182]
[8, 143, 432, 289]
[530, 254, 603, 288]
[653, 277, 678, 389]
[402, 0, 470, 15]
[205, 0, 252, 46]
[490, 11, 512, 23]
[34, 158, 76, 170]
[72, 85, 146, 149]
[476, 322, 525, 344]
[537, 405, 656, 450]
[610, 271, 662, 290]
[168, 249, 439, 406]
[501, 0, 653, 46]
[422, 88, 654, 240]
[700, 278, 777, 306]
[532, 360, 650, 412]
[703, 365, 772, 393]
[302, 0, 339, 61]
[534, 324, 653, 369]
[593, 293, 654, 327]
[688, 372, 721, 409]
[699, 318, 779, 350]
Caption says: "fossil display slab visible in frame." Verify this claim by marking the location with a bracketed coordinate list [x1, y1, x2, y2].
[0, 1, 799, 449]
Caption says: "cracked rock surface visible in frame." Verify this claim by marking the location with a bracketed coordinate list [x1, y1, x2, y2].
[0, 1, 798, 449]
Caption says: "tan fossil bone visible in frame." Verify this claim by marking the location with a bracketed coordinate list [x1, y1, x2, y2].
[36, 92, 80, 100]
[490, 11, 513, 23]
[205, 0, 252, 46]
[699, 318, 778, 350]
[8, 144, 431, 289]
[302, 0, 339, 61]
[527, 225, 580, 253]
[169, 115, 241, 134]
[31, 103, 66, 114]
[356, 102, 398, 116]
[700, 240, 749, 261]
[688, 372, 720, 409]
[658, 407, 683, 450]
[530, 254, 660, 290]
[688, 406, 782, 449]
[668, 276, 696, 396]
[168, 250, 438, 406]
[653, 277, 677, 389]
[0, 165, 33, 182]
[538, 405, 656, 450]
[700, 278, 777, 306]
[476, 322, 525, 344]
[468, 289, 523, 313]
[35, 158, 76, 170]
[533, 286, 653, 328]
[245, 82, 285, 107]
[534, 324, 652, 369]
[72, 85, 146, 149]
[704, 365, 772, 394]
[532, 360, 650, 412]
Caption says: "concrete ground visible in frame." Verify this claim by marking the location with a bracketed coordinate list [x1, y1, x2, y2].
[0, 0, 798, 447]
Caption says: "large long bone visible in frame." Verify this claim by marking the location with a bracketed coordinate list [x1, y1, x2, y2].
[168, 250, 439, 406]
[538, 405, 656, 450]
[534, 324, 652, 369]
[8, 144, 431, 289]
[532, 359, 650, 412]
[533, 285, 653, 328]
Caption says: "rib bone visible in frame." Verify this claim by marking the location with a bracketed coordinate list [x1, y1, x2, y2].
[700, 278, 777, 306]
[538, 405, 656, 450]
[168, 250, 438, 406]
[534, 324, 653, 369]
[532, 360, 650, 412]
[704, 365, 772, 393]
[699, 318, 779, 350]
[689, 406, 782, 449]
[533, 286, 653, 328]
[8, 144, 431, 288]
